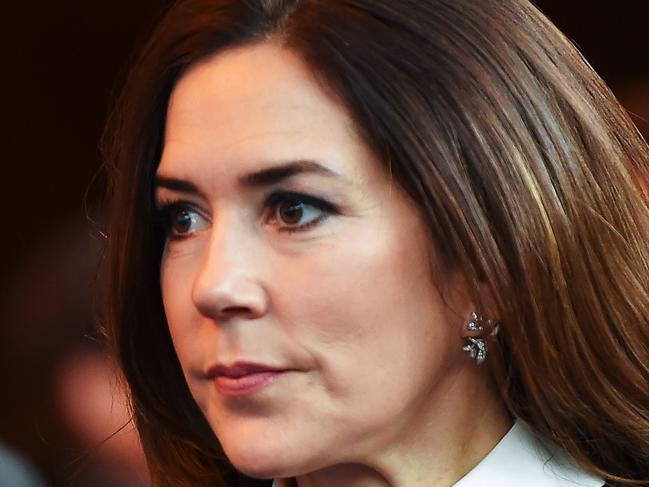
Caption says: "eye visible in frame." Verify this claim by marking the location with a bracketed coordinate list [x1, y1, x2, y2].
[158, 203, 209, 239]
[265, 192, 336, 232]
[277, 199, 321, 226]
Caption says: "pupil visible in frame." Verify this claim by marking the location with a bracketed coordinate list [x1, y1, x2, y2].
[174, 210, 193, 232]
[279, 201, 303, 224]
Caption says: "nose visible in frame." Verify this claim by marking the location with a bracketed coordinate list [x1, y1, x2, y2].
[191, 219, 269, 322]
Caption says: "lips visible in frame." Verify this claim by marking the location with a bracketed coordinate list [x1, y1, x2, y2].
[206, 361, 291, 397]
[206, 361, 284, 378]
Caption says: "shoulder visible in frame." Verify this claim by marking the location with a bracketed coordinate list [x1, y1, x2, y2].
[0, 443, 45, 487]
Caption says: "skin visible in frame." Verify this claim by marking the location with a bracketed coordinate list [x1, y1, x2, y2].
[156, 42, 511, 487]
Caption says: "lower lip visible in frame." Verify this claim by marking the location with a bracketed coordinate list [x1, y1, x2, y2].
[213, 371, 285, 397]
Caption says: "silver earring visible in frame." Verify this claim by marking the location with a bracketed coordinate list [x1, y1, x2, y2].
[462, 312, 499, 365]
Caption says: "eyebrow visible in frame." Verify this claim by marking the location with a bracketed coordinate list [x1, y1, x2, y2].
[154, 159, 345, 194]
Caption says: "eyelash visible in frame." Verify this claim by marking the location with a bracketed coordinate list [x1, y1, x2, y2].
[155, 190, 338, 240]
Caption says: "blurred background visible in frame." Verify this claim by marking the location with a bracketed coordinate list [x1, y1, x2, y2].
[1, 1, 648, 485]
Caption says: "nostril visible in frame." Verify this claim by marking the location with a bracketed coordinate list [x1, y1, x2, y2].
[218, 305, 255, 318]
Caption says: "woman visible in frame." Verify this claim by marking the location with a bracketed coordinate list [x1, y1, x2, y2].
[101, 0, 649, 485]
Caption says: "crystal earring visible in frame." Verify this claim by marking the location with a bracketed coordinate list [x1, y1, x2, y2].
[462, 312, 499, 365]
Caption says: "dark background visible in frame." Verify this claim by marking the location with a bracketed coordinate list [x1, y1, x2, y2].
[1, 1, 648, 485]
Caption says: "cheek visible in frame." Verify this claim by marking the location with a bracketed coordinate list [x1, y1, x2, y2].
[159, 250, 203, 372]
[281, 216, 452, 396]
[160, 255, 190, 328]
[160, 252, 223, 414]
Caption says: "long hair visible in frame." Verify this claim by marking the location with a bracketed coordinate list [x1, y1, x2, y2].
[101, 0, 649, 485]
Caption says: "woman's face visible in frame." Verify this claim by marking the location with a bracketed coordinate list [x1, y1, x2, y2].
[157, 43, 474, 479]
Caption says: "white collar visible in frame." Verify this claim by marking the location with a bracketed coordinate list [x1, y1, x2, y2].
[453, 420, 604, 486]
[273, 421, 605, 487]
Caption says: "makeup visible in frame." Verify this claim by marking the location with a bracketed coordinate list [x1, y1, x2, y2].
[207, 362, 291, 397]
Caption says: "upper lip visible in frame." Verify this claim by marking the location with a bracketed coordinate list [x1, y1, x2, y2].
[205, 361, 289, 379]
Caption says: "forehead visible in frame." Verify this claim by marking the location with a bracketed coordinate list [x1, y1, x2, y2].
[159, 42, 377, 183]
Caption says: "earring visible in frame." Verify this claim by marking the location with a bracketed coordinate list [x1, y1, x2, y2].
[462, 312, 499, 365]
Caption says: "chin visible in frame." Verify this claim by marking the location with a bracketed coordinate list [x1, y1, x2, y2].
[223, 444, 292, 479]
[218, 430, 297, 479]
[209, 412, 328, 479]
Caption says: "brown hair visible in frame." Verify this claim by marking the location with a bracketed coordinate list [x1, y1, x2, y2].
[101, 0, 649, 485]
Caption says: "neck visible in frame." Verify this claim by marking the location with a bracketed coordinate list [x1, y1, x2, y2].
[293, 366, 513, 487]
